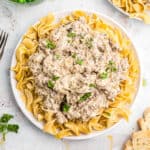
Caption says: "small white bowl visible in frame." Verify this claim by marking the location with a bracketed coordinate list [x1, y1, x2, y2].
[107, 0, 141, 21]
[10, 10, 141, 140]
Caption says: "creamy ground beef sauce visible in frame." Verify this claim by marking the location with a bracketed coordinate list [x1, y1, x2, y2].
[28, 18, 129, 124]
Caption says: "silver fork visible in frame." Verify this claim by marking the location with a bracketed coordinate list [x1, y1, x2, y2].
[0, 29, 9, 60]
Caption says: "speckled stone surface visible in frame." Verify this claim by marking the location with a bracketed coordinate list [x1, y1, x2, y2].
[0, 0, 150, 150]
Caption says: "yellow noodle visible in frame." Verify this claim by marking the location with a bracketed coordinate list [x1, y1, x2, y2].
[111, 0, 150, 23]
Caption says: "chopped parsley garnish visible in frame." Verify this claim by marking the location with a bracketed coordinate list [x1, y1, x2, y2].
[0, 114, 19, 143]
[106, 60, 117, 73]
[47, 80, 55, 89]
[85, 38, 93, 49]
[67, 40, 71, 43]
[52, 75, 60, 81]
[67, 32, 76, 38]
[60, 102, 70, 112]
[108, 60, 114, 65]
[10, 0, 35, 3]
[46, 40, 56, 50]
[89, 83, 96, 88]
[72, 53, 77, 58]
[79, 92, 92, 102]
[62, 103, 70, 112]
[76, 58, 83, 65]
[111, 67, 117, 72]
[99, 72, 108, 79]
[55, 54, 61, 59]
[99, 61, 117, 80]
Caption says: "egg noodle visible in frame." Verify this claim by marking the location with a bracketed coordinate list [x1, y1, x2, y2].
[111, 0, 150, 24]
[13, 11, 139, 138]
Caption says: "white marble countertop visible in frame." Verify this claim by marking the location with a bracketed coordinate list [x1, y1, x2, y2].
[0, 0, 150, 150]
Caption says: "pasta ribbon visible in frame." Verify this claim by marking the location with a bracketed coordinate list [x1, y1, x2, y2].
[111, 0, 150, 23]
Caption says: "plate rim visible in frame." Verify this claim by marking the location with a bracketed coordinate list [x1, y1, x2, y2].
[10, 10, 142, 140]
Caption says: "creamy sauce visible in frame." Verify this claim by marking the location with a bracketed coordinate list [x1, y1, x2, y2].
[28, 18, 129, 124]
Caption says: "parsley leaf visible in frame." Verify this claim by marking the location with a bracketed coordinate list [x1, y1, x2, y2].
[55, 54, 61, 60]
[89, 83, 96, 88]
[0, 124, 7, 133]
[79, 92, 92, 102]
[67, 32, 76, 38]
[85, 38, 93, 49]
[99, 72, 108, 79]
[10, 0, 35, 3]
[60, 102, 70, 112]
[0, 114, 13, 123]
[76, 58, 83, 65]
[0, 114, 19, 143]
[106, 60, 117, 73]
[7, 124, 19, 133]
[52, 75, 60, 81]
[46, 40, 56, 50]
[62, 103, 70, 112]
[47, 80, 55, 89]
[72, 53, 77, 58]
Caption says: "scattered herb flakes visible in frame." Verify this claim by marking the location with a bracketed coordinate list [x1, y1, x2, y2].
[108, 60, 114, 65]
[79, 92, 92, 102]
[46, 40, 56, 50]
[47, 80, 55, 89]
[62, 104, 70, 112]
[89, 83, 96, 88]
[60, 102, 70, 112]
[55, 54, 61, 59]
[85, 38, 93, 49]
[0, 114, 19, 143]
[106, 60, 117, 73]
[67, 40, 71, 43]
[142, 78, 147, 87]
[76, 58, 83, 65]
[52, 75, 60, 81]
[100, 61, 117, 80]
[67, 32, 76, 38]
[99, 72, 108, 79]
[111, 67, 117, 72]
[72, 53, 77, 58]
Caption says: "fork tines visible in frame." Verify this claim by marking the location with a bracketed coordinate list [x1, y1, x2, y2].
[0, 29, 8, 60]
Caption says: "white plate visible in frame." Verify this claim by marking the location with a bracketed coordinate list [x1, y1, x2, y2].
[10, 10, 141, 140]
